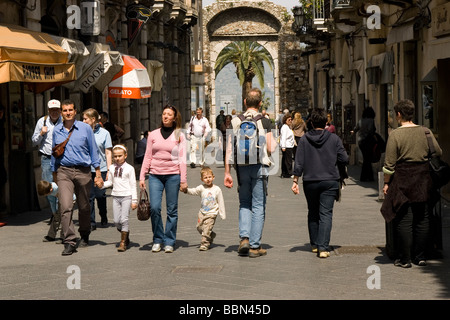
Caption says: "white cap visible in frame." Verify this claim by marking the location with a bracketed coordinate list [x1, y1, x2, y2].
[48, 99, 61, 109]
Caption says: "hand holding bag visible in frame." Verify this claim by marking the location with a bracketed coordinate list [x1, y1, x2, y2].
[137, 189, 150, 221]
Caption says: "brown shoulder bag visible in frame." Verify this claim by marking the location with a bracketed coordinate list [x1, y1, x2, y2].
[52, 127, 74, 158]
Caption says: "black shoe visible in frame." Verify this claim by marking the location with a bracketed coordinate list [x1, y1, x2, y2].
[101, 219, 108, 227]
[190, 163, 196, 168]
[394, 259, 412, 268]
[61, 243, 77, 256]
[78, 237, 89, 248]
[91, 224, 97, 231]
[43, 236, 56, 242]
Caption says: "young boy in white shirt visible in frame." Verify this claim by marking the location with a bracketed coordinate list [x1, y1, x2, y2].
[183, 167, 226, 251]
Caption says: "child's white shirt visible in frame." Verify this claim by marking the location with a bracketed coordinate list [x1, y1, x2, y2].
[102, 162, 138, 203]
[186, 184, 226, 220]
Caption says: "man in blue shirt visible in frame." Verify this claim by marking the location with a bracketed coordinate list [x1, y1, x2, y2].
[52, 100, 103, 256]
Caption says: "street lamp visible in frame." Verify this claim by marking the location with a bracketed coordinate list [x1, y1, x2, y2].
[292, 5, 313, 35]
[293, 5, 305, 28]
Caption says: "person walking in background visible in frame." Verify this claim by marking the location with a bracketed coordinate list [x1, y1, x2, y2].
[135, 130, 148, 165]
[102, 145, 138, 252]
[83, 108, 112, 230]
[139, 105, 187, 253]
[100, 111, 124, 145]
[219, 115, 232, 164]
[381, 99, 442, 268]
[188, 107, 211, 168]
[351, 107, 376, 181]
[183, 167, 226, 251]
[52, 100, 103, 256]
[325, 112, 336, 134]
[32, 99, 63, 222]
[224, 87, 277, 258]
[280, 112, 295, 178]
[291, 111, 306, 162]
[216, 110, 226, 131]
[291, 108, 348, 258]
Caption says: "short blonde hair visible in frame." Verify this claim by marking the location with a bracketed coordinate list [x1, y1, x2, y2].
[200, 166, 214, 178]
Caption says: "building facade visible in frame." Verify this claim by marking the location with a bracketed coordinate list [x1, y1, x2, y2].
[0, 0, 202, 214]
[294, 0, 450, 196]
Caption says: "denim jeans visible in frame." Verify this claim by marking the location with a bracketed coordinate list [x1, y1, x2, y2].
[303, 180, 339, 252]
[148, 174, 180, 247]
[90, 171, 107, 226]
[41, 155, 57, 213]
[236, 164, 268, 249]
[393, 202, 430, 264]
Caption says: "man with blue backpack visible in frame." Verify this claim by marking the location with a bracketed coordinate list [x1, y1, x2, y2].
[224, 88, 277, 258]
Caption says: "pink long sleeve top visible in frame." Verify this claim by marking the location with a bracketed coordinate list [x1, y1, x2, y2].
[139, 128, 187, 183]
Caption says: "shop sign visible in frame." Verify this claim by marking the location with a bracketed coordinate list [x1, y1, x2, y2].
[432, 2, 450, 38]
[21, 64, 57, 81]
[79, 58, 111, 92]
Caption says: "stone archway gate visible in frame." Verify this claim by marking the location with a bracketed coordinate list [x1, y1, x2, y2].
[203, 0, 300, 129]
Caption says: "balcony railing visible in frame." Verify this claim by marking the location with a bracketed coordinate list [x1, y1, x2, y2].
[331, 0, 351, 10]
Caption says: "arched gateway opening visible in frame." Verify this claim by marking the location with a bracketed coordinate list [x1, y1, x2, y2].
[203, 1, 308, 129]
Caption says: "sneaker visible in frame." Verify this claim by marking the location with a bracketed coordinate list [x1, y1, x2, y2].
[164, 245, 174, 253]
[249, 246, 267, 258]
[199, 245, 209, 251]
[319, 251, 330, 258]
[417, 260, 427, 266]
[394, 259, 412, 268]
[151, 243, 161, 252]
[238, 238, 250, 256]
[311, 245, 318, 253]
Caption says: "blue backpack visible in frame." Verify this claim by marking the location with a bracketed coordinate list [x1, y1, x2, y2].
[234, 113, 264, 165]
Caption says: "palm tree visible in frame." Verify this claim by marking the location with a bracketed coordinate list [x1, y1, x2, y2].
[215, 41, 274, 106]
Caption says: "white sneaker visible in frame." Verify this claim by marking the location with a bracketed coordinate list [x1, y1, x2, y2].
[151, 243, 161, 252]
[164, 245, 174, 253]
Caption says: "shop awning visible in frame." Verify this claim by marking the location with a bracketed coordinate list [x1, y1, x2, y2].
[108, 55, 151, 99]
[145, 60, 163, 92]
[366, 52, 394, 85]
[0, 24, 76, 92]
[386, 21, 416, 45]
[351, 59, 365, 94]
[76, 43, 124, 93]
[50, 36, 90, 89]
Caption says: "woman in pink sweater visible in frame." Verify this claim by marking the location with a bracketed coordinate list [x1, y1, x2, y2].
[139, 105, 187, 253]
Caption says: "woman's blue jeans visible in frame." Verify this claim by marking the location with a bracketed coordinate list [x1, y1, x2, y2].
[148, 174, 180, 247]
[303, 180, 339, 252]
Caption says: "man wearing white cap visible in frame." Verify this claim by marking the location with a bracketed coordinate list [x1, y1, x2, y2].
[32, 99, 63, 238]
